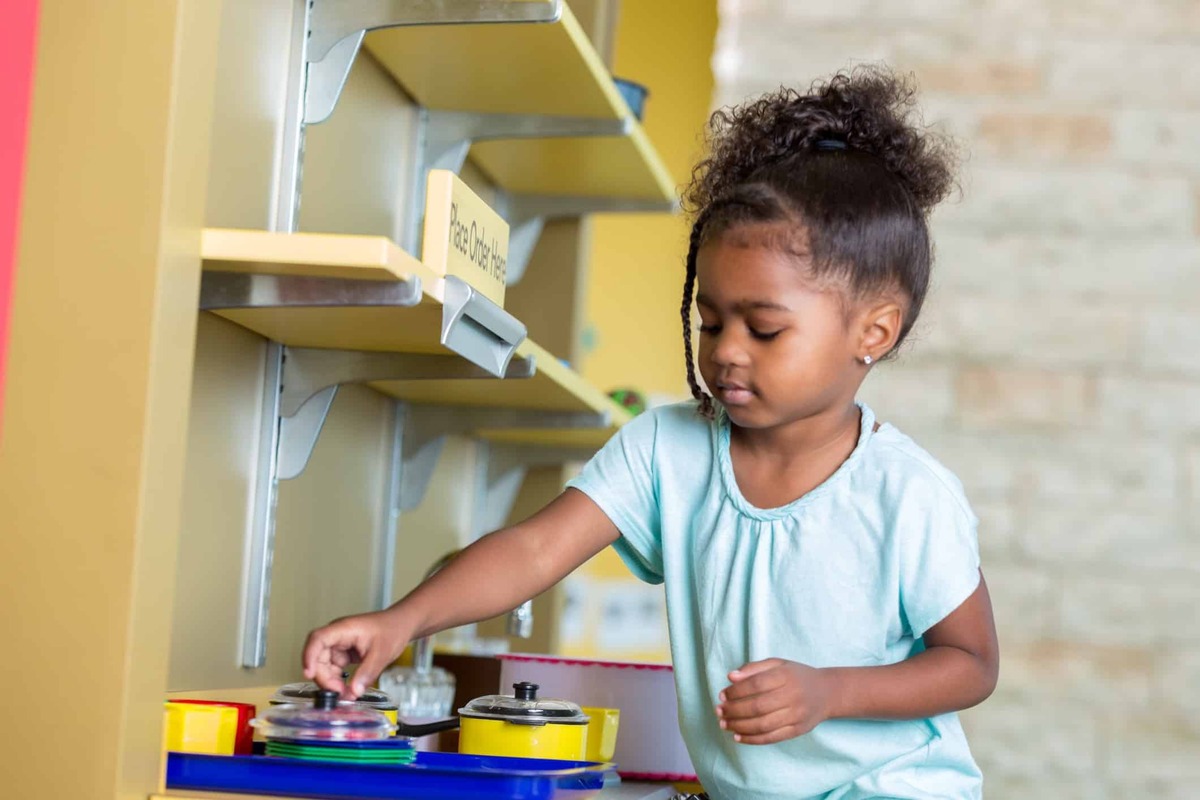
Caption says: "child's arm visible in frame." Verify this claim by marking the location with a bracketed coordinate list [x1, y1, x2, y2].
[303, 489, 619, 697]
[718, 573, 998, 744]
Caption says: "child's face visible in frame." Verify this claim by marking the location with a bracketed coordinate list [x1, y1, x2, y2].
[695, 228, 863, 430]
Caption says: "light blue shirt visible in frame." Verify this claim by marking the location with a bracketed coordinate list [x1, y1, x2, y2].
[567, 401, 983, 800]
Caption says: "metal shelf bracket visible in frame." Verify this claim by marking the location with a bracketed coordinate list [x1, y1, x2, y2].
[200, 270, 423, 311]
[237, 342, 535, 668]
[421, 109, 630, 176]
[305, 0, 564, 125]
[278, 0, 563, 230]
[476, 440, 599, 537]
[405, 110, 630, 251]
[396, 403, 607, 513]
[374, 404, 607, 608]
[473, 439, 603, 637]
[499, 191, 679, 284]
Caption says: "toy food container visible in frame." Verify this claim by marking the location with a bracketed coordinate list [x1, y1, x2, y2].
[271, 681, 398, 727]
[252, 689, 396, 741]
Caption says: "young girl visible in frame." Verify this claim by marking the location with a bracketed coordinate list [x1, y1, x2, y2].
[303, 65, 999, 800]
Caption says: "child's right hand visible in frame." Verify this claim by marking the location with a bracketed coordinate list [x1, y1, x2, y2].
[302, 609, 411, 698]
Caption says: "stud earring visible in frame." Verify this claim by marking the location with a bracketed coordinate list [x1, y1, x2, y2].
[862, 355, 873, 365]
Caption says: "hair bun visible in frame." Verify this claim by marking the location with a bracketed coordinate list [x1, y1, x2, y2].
[685, 64, 958, 216]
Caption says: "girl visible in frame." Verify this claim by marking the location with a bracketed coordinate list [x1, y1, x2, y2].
[303, 65, 999, 800]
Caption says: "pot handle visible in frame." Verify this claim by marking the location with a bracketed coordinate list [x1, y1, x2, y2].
[393, 716, 460, 739]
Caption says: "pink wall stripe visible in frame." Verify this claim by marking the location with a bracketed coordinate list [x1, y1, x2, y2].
[0, 0, 40, 436]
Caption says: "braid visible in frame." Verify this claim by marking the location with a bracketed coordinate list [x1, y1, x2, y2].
[682, 211, 715, 419]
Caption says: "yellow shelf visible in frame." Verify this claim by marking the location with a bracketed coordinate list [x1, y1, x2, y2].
[471, 129, 671, 200]
[363, 4, 675, 202]
[200, 228, 427, 283]
[200, 228, 628, 445]
[372, 338, 632, 445]
[202, 228, 448, 354]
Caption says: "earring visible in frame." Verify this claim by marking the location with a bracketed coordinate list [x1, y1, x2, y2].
[862, 355, 873, 365]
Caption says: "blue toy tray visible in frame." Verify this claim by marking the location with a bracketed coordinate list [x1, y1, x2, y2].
[166, 750, 618, 800]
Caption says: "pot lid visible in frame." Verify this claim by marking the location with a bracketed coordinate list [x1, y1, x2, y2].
[460, 682, 588, 725]
[252, 689, 396, 741]
[272, 680, 395, 709]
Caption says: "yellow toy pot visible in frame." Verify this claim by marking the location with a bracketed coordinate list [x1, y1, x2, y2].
[456, 682, 590, 761]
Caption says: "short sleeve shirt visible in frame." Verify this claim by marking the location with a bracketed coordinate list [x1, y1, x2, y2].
[566, 401, 983, 800]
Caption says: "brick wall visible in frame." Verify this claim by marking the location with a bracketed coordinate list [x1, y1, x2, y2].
[713, 1, 1200, 796]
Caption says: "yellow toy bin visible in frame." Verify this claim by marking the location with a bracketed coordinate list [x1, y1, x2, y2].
[162, 701, 238, 755]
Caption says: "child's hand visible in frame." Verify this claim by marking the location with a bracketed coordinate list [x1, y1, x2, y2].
[716, 658, 834, 744]
[302, 610, 410, 698]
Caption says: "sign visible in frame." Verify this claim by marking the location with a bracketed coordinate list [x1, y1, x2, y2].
[421, 170, 509, 309]
[0, 0, 40, 436]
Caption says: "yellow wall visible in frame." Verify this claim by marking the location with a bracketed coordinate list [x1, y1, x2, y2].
[581, 1, 717, 401]
[567, 1, 717, 661]
[0, 1, 223, 798]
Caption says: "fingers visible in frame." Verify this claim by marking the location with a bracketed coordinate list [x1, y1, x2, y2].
[732, 724, 807, 745]
[718, 688, 788, 722]
[352, 645, 393, 698]
[310, 654, 349, 695]
[719, 706, 792, 736]
[302, 623, 361, 696]
[302, 611, 411, 698]
[728, 658, 780, 682]
[714, 659, 826, 745]
[720, 661, 786, 703]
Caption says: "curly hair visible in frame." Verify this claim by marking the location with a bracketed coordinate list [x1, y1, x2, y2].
[680, 65, 959, 418]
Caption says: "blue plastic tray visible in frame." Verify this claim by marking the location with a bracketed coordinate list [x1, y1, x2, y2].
[166, 750, 618, 799]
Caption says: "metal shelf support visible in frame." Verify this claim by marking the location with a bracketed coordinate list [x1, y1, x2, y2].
[200, 271, 423, 310]
[472, 440, 601, 636]
[420, 109, 630, 175]
[396, 404, 607, 513]
[499, 192, 679, 284]
[307, 0, 564, 93]
[238, 346, 538, 668]
[278, 0, 564, 231]
[375, 405, 609, 609]
[404, 110, 631, 251]
[475, 440, 598, 538]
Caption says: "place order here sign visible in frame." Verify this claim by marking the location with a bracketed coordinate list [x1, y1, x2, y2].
[0, 0, 40, 436]
[421, 169, 509, 309]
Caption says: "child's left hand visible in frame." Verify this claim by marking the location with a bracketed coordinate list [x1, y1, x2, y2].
[716, 658, 833, 744]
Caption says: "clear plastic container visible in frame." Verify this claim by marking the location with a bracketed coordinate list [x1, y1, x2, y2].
[378, 665, 456, 719]
[252, 690, 396, 741]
